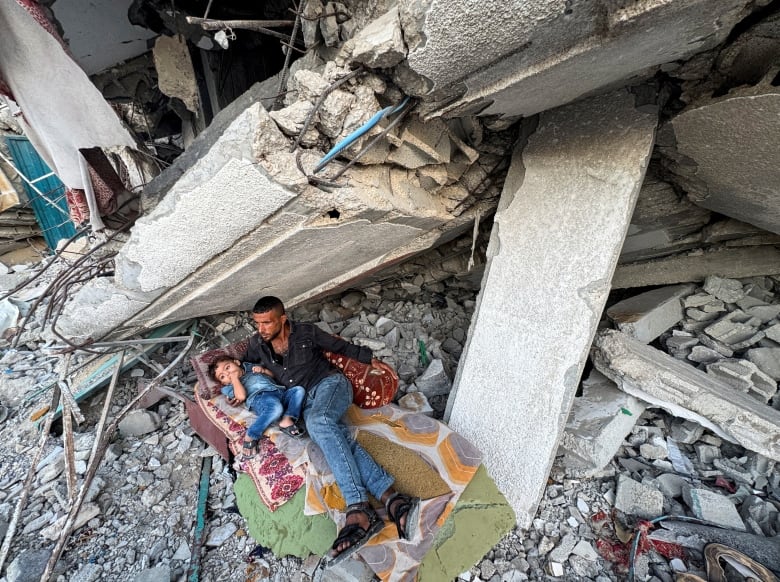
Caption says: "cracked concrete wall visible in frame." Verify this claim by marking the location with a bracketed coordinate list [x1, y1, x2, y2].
[445, 89, 657, 527]
[397, 0, 753, 119]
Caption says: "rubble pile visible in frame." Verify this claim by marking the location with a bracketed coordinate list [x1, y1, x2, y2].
[254, 24, 511, 219]
[543, 407, 780, 581]
[2, 242, 780, 581]
[0, 238, 486, 581]
[660, 274, 780, 403]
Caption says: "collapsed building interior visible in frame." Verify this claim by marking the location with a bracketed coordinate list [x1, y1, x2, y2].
[0, 0, 779, 580]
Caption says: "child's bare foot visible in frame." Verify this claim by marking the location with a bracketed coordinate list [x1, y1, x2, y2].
[279, 415, 294, 428]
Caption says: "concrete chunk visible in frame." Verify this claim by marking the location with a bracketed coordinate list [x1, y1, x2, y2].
[703, 276, 745, 303]
[350, 6, 406, 68]
[560, 371, 646, 472]
[684, 293, 717, 308]
[614, 474, 663, 519]
[548, 534, 578, 563]
[607, 284, 695, 343]
[704, 315, 759, 346]
[746, 348, 780, 381]
[670, 419, 704, 444]
[654, 473, 688, 498]
[688, 346, 723, 364]
[682, 486, 745, 531]
[706, 359, 777, 402]
[592, 330, 780, 462]
[415, 359, 451, 397]
[766, 324, 780, 343]
[668, 93, 780, 235]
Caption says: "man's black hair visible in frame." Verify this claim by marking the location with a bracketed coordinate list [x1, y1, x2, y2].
[252, 296, 285, 315]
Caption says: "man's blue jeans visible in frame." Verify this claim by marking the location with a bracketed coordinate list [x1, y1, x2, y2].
[246, 386, 305, 440]
[303, 373, 394, 506]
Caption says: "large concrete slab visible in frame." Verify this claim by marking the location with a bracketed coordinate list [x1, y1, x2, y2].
[592, 329, 780, 462]
[445, 89, 657, 527]
[117, 104, 298, 293]
[57, 83, 506, 338]
[666, 92, 780, 234]
[401, 0, 751, 119]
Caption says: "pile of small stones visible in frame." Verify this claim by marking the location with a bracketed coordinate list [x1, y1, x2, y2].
[662, 275, 780, 404]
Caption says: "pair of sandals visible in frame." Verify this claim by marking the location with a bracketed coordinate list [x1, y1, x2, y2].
[325, 492, 421, 567]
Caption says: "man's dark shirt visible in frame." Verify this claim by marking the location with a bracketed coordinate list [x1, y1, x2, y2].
[245, 321, 373, 391]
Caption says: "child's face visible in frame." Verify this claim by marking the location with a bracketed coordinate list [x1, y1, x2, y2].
[213, 359, 242, 385]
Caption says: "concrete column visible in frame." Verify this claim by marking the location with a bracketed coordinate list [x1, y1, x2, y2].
[445, 89, 657, 527]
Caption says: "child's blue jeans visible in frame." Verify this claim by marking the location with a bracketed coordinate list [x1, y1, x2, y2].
[245, 385, 305, 440]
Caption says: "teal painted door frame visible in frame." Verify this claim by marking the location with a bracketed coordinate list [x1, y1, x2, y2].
[5, 136, 76, 249]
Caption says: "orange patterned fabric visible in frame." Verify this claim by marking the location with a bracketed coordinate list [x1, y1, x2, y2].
[272, 405, 483, 582]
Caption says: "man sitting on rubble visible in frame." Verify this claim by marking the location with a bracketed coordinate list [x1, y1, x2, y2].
[245, 295, 420, 565]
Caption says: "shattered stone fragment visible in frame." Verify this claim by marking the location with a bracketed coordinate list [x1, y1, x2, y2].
[301, 1, 323, 46]
[119, 410, 162, 437]
[398, 392, 434, 415]
[688, 345, 723, 364]
[670, 419, 704, 445]
[548, 533, 577, 563]
[654, 473, 688, 498]
[350, 6, 407, 69]
[414, 359, 451, 397]
[665, 334, 699, 359]
[681, 486, 745, 530]
[614, 474, 663, 519]
[746, 347, 780, 381]
[320, 2, 342, 46]
[269, 101, 316, 137]
[684, 293, 717, 308]
[387, 117, 451, 169]
[318, 89, 355, 138]
[291, 69, 330, 103]
[606, 284, 694, 343]
[704, 314, 759, 346]
[703, 275, 745, 303]
[706, 359, 777, 402]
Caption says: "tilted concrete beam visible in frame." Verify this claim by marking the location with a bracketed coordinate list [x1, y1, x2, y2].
[446, 89, 657, 527]
[661, 91, 780, 235]
[592, 329, 780, 462]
